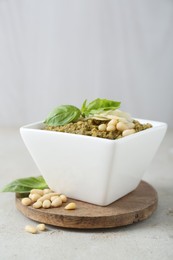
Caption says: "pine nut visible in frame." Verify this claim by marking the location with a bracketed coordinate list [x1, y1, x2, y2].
[25, 225, 37, 234]
[37, 223, 46, 231]
[106, 125, 116, 131]
[51, 197, 62, 207]
[38, 193, 60, 202]
[122, 129, 136, 137]
[42, 200, 51, 209]
[43, 189, 52, 194]
[50, 195, 60, 202]
[65, 202, 76, 210]
[21, 198, 32, 206]
[98, 124, 106, 131]
[30, 189, 44, 196]
[60, 194, 67, 203]
[29, 193, 41, 202]
[29, 194, 33, 199]
[33, 200, 42, 209]
[108, 119, 118, 126]
[116, 122, 128, 131]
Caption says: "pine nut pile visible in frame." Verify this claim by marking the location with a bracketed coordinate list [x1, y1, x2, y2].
[21, 188, 76, 210]
[98, 119, 136, 137]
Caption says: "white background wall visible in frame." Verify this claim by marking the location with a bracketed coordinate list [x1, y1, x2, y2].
[0, 0, 173, 127]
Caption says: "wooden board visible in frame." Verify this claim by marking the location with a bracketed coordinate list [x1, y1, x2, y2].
[15, 181, 158, 229]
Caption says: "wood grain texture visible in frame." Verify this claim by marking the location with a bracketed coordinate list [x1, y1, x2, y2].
[15, 181, 158, 229]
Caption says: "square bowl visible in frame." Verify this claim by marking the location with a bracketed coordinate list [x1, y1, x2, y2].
[20, 119, 167, 206]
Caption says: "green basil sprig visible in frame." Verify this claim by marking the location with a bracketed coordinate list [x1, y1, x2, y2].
[1, 176, 48, 193]
[44, 98, 121, 126]
[81, 98, 121, 116]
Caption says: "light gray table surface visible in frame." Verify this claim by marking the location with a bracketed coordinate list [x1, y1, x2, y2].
[0, 127, 173, 260]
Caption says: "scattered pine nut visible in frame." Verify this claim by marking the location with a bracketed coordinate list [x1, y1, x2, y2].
[32, 200, 42, 209]
[29, 194, 33, 200]
[37, 223, 46, 231]
[29, 193, 41, 202]
[60, 194, 67, 203]
[42, 199, 51, 209]
[51, 197, 62, 207]
[25, 225, 37, 234]
[30, 189, 44, 196]
[50, 195, 60, 202]
[65, 202, 76, 210]
[21, 198, 32, 206]
[43, 189, 52, 194]
[38, 193, 60, 202]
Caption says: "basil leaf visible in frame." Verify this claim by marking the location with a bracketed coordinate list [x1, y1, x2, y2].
[44, 105, 81, 126]
[1, 176, 48, 193]
[83, 98, 121, 116]
[81, 99, 87, 117]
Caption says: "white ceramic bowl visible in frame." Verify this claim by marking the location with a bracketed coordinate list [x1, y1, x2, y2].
[20, 119, 167, 206]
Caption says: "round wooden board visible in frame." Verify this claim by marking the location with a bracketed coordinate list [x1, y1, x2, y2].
[15, 181, 158, 229]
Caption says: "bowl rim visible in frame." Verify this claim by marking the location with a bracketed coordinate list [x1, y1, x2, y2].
[20, 119, 167, 143]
